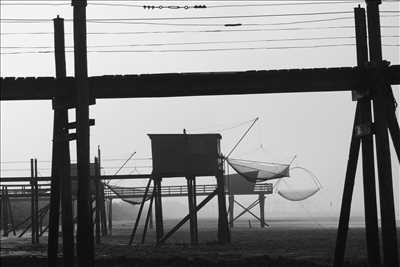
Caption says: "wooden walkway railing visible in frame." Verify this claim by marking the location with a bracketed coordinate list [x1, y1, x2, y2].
[1, 183, 273, 199]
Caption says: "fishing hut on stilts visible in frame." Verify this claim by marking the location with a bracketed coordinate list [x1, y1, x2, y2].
[129, 133, 230, 245]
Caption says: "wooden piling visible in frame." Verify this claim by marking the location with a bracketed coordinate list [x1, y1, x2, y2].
[192, 177, 198, 242]
[259, 194, 265, 228]
[333, 105, 361, 267]
[100, 182, 107, 236]
[216, 171, 230, 244]
[34, 159, 39, 243]
[71, 0, 94, 265]
[154, 177, 164, 243]
[366, 1, 399, 266]
[0, 189, 3, 234]
[149, 207, 154, 230]
[97, 147, 108, 236]
[108, 199, 112, 235]
[2, 187, 9, 237]
[30, 159, 37, 244]
[355, 6, 381, 267]
[187, 176, 198, 245]
[50, 15, 75, 267]
[141, 189, 155, 244]
[228, 194, 234, 228]
[95, 157, 101, 244]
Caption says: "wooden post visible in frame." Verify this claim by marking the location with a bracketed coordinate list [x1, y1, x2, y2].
[100, 182, 107, 236]
[39, 207, 44, 235]
[366, 1, 399, 266]
[72, 0, 94, 265]
[192, 177, 198, 243]
[187, 176, 198, 245]
[60, 142, 74, 267]
[149, 206, 154, 230]
[95, 157, 101, 244]
[108, 199, 112, 235]
[355, 6, 381, 267]
[154, 177, 164, 243]
[48, 15, 64, 266]
[30, 159, 36, 244]
[0, 188, 3, 234]
[216, 171, 230, 244]
[2, 187, 9, 237]
[333, 105, 361, 267]
[0, 189, 3, 233]
[141, 189, 155, 244]
[34, 159, 39, 243]
[51, 15, 75, 267]
[259, 194, 265, 228]
[228, 194, 234, 228]
[97, 147, 108, 236]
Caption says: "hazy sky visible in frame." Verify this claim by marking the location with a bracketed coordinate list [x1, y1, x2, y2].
[1, 1, 399, 220]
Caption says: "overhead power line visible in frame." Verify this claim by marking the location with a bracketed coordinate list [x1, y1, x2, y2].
[85, 16, 358, 26]
[2, 35, 399, 50]
[0, 11, 356, 23]
[2, 25, 399, 36]
[2, 43, 400, 55]
[1, 14, 398, 29]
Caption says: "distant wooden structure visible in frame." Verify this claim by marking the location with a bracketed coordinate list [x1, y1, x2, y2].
[226, 174, 273, 228]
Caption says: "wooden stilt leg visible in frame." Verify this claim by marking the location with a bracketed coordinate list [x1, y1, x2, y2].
[259, 194, 265, 228]
[141, 189, 155, 244]
[216, 171, 230, 244]
[108, 199, 112, 236]
[2, 187, 9, 237]
[30, 159, 36, 244]
[360, 99, 381, 267]
[192, 178, 198, 243]
[372, 89, 399, 267]
[154, 177, 164, 243]
[149, 206, 154, 230]
[34, 159, 39, 244]
[366, 2, 399, 266]
[95, 158, 101, 245]
[100, 183, 107, 236]
[353, 7, 381, 267]
[187, 176, 197, 245]
[228, 195, 234, 228]
[333, 105, 361, 267]
[60, 134, 73, 265]
[48, 152, 61, 266]
[0, 190, 3, 234]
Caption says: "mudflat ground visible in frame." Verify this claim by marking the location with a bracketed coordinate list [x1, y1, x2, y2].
[1, 219, 400, 267]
